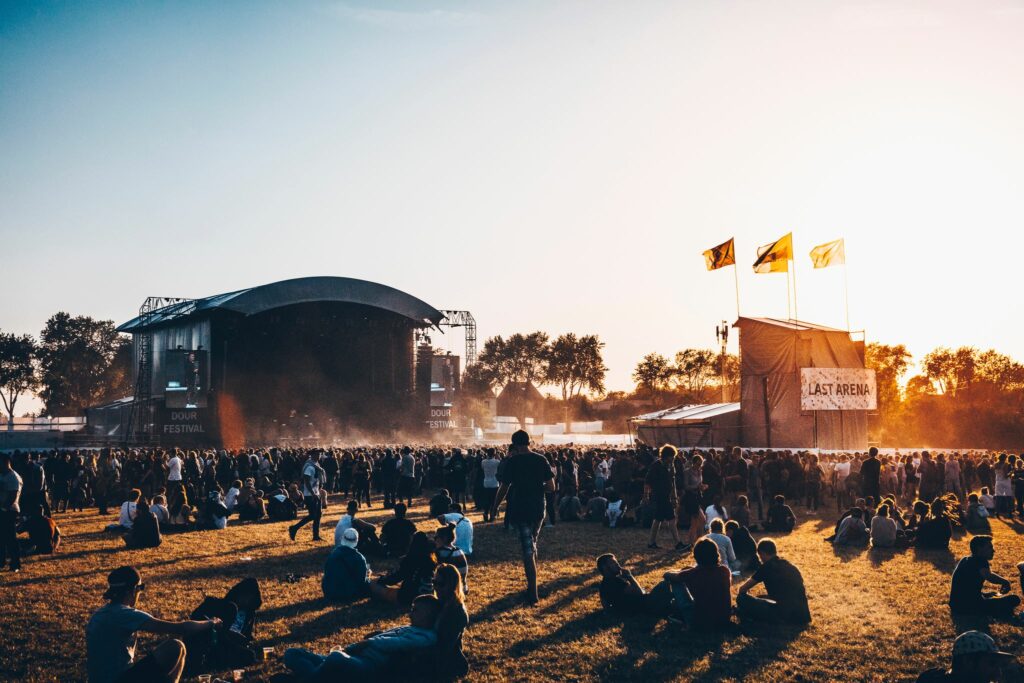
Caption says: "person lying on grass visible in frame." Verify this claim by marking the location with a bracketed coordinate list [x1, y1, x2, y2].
[86, 565, 219, 683]
[282, 594, 441, 681]
[596, 552, 692, 622]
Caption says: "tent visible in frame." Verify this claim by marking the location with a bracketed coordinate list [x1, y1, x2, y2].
[630, 403, 741, 448]
[737, 317, 868, 450]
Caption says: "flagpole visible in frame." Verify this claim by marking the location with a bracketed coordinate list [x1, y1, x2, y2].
[843, 262, 851, 332]
[786, 269, 792, 320]
[733, 263, 741, 319]
[792, 257, 799, 323]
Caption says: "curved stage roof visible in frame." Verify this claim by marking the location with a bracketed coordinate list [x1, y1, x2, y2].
[118, 276, 444, 332]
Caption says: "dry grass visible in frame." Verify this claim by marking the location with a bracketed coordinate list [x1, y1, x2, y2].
[4, 497, 1024, 682]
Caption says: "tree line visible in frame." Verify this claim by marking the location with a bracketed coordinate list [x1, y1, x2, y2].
[0, 314, 132, 427]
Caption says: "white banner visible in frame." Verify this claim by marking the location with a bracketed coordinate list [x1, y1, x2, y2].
[800, 368, 877, 410]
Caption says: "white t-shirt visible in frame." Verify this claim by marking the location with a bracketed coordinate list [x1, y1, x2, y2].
[167, 456, 183, 482]
[835, 461, 851, 482]
[596, 460, 610, 479]
[334, 514, 354, 547]
[118, 501, 137, 528]
[441, 512, 474, 555]
[224, 487, 240, 511]
[704, 504, 728, 531]
[149, 503, 169, 523]
[481, 458, 500, 489]
[302, 461, 320, 497]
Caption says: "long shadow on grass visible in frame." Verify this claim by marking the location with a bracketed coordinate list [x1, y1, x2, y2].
[913, 547, 957, 574]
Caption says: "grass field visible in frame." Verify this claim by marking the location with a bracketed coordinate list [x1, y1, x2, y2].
[4, 496, 1024, 682]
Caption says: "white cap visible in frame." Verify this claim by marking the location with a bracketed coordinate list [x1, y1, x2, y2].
[339, 528, 359, 549]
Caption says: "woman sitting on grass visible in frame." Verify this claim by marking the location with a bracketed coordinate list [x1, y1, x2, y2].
[166, 484, 193, 532]
[124, 496, 162, 549]
[369, 531, 437, 606]
[434, 524, 469, 594]
[432, 563, 470, 680]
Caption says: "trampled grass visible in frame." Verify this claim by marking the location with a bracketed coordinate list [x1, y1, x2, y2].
[4, 497, 1024, 682]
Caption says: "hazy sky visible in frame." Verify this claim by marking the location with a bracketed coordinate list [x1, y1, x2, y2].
[3, 0, 1024, 412]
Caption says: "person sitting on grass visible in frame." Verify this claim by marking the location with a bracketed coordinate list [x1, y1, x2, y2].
[106, 489, 140, 532]
[334, 500, 384, 556]
[663, 537, 733, 629]
[596, 553, 691, 620]
[149, 495, 170, 525]
[432, 563, 470, 680]
[763, 495, 796, 533]
[86, 566, 219, 683]
[434, 523, 469, 593]
[914, 499, 954, 550]
[124, 496, 161, 549]
[605, 489, 625, 528]
[438, 503, 474, 557]
[705, 518, 740, 571]
[224, 480, 242, 513]
[916, 630, 1017, 682]
[283, 594, 441, 681]
[736, 539, 811, 625]
[587, 490, 608, 522]
[17, 507, 61, 555]
[382, 503, 418, 558]
[870, 504, 898, 549]
[964, 493, 992, 534]
[949, 535, 1022, 621]
[832, 507, 868, 547]
[430, 488, 454, 518]
[732, 495, 752, 529]
[726, 521, 760, 572]
[558, 493, 584, 522]
[199, 489, 229, 530]
[369, 531, 437, 606]
[322, 528, 371, 603]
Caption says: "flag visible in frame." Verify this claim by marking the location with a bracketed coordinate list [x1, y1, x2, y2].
[752, 232, 793, 273]
[703, 238, 736, 271]
[810, 238, 845, 269]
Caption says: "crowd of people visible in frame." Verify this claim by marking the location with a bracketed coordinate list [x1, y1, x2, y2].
[3, 438, 1024, 681]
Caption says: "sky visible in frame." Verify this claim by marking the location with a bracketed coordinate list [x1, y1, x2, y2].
[3, 0, 1024, 413]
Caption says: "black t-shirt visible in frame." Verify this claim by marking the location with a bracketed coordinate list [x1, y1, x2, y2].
[381, 517, 417, 557]
[752, 557, 810, 623]
[949, 555, 988, 612]
[599, 574, 644, 614]
[645, 460, 675, 501]
[499, 451, 554, 524]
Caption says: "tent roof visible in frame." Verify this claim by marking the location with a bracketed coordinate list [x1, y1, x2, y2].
[734, 317, 848, 333]
[118, 276, 444, 332]
[631, 402, 741, 423]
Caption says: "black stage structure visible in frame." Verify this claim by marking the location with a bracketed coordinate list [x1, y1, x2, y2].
[93, 276, 472, 447]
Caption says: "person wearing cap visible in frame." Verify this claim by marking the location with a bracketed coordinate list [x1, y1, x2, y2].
[322, 527, 372, 603]
[489, 430, 556, 605]
[0, 452, 23, 573]
[917, 630, 1017, 682]
[86, 565, 219, 683]
[949, 535, 1022, 620]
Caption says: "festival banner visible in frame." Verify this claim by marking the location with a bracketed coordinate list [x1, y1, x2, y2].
[800, 367, 877, 410]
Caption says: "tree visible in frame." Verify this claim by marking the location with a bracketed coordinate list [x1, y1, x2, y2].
[672, 349, 719, 400]
[865, 342, 911, 412]
[0, 331, 38, 430]
[545, 333, 607, 401]
[474, 331, 550, 426]
[632, 353, 672, 396]
[37, 313, 132, 415]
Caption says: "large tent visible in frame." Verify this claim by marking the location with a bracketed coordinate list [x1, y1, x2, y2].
[630, 403, 741, 448]
[737, 317, 868, 450]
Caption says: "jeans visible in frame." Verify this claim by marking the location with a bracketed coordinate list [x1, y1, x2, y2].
[284, 648, 376, 682]
[292, 495, 322, 539]
[646, 579, 694, 621]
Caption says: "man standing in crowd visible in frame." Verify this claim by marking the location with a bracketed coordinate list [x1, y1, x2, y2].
[289, 450, 323, 542]
[736, 539, 811, 625]
[490, 430, 555, 605]
[861, 447, 881, 501]
[0, 452, 23, 573]
[646, 445, 688, 551]
[398, 447, 417, 507]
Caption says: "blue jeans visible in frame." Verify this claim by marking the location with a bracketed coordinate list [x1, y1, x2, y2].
[284, 648, 376, 682]
[646, 579, 694, 621]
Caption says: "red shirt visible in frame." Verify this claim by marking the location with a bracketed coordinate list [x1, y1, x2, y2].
[678, 564, 732, 627]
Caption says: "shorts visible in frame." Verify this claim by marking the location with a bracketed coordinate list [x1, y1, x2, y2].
[653, 498, 676, 521]
[113, 654, 164, 683]
[515, 520, 543, 558]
